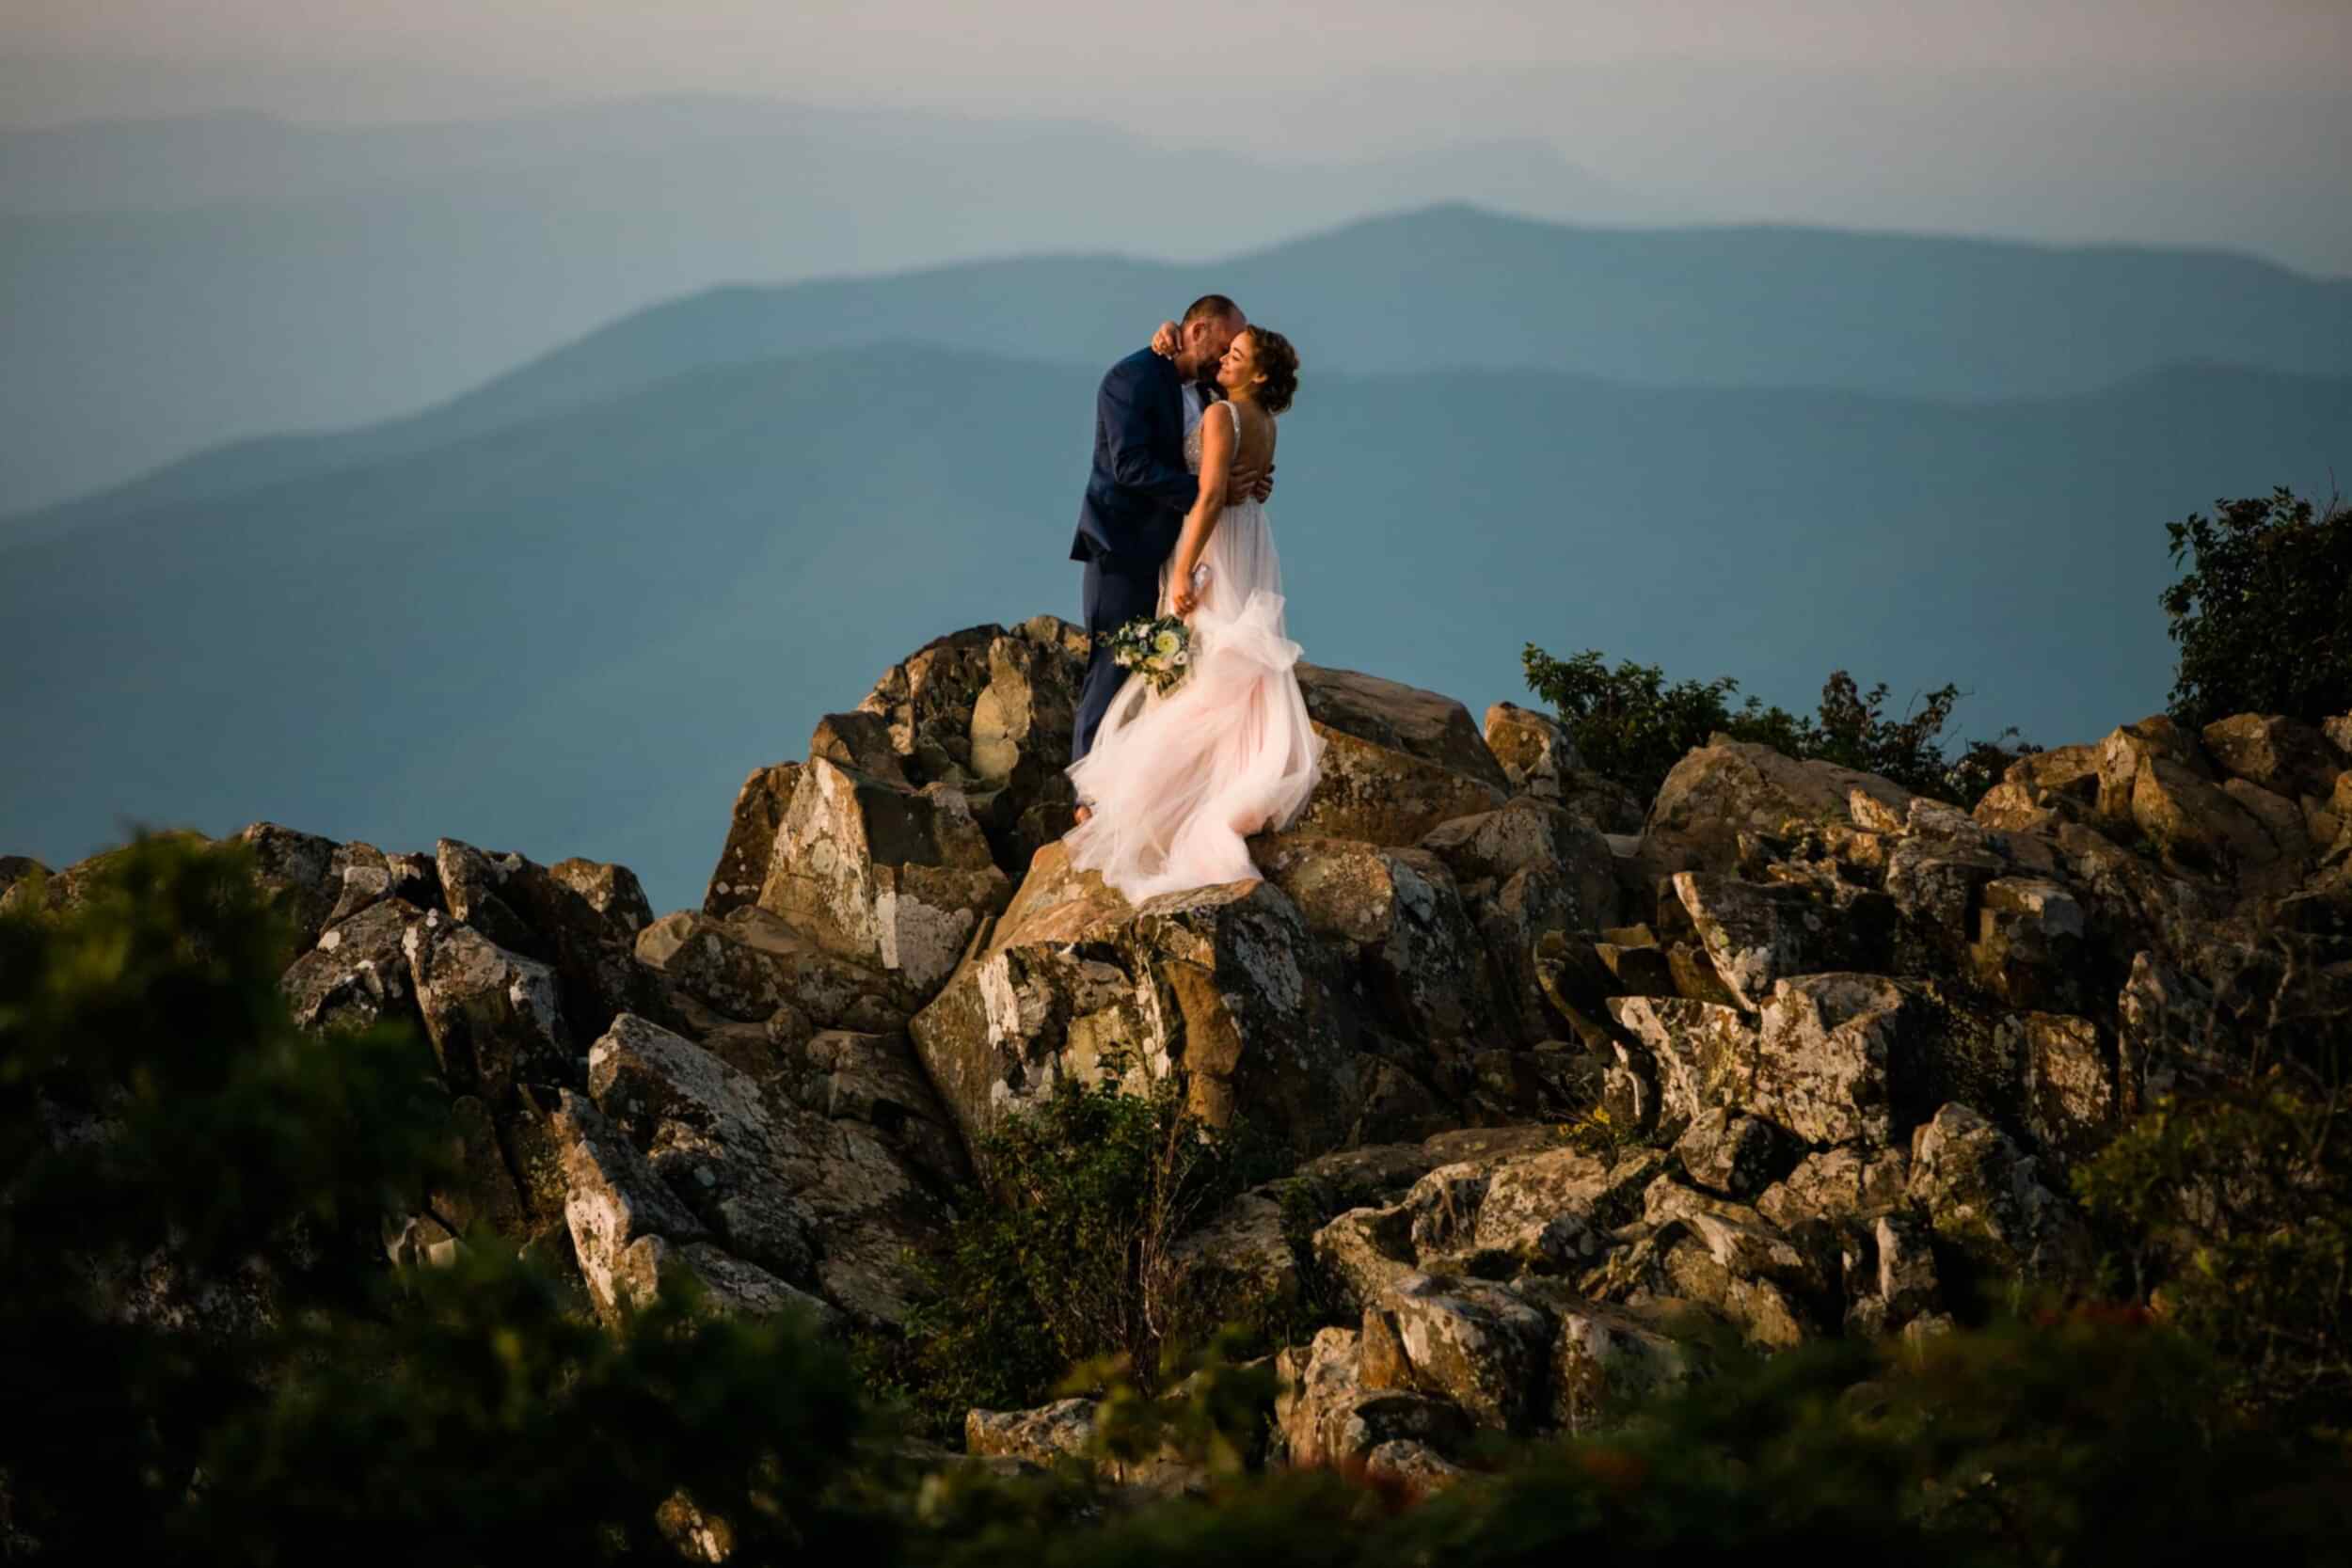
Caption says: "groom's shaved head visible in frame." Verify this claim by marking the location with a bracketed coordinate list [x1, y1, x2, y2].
[1175, 294, 1246, 379]
[1182, 294, 1243, 327]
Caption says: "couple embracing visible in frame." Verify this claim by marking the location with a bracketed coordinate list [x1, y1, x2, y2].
[1060, 294, 1324, 904]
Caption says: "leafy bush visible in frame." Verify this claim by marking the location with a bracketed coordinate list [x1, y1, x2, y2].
[2075, 1077, 2352, 1445]
[888, 1059, 1283, 1442]
[0, 832, 881, 1561]
[1520, 646, 2031, 807]
[918, 1312, 2340, 1568]
[2162, 485, 2352, 729]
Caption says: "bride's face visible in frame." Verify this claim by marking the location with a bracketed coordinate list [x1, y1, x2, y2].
[1216, 332, 1263, 398]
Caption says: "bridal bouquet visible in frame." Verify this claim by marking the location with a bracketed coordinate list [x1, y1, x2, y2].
[1103, 613, 1192, 694]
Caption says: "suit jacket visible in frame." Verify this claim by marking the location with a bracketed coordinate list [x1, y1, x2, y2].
[1071, 347, 1201, 566]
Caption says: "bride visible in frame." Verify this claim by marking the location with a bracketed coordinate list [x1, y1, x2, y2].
[1062, 325, 1324, 903]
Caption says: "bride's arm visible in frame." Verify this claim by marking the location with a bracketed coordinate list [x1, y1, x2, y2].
[1169, 407, 1235, 616]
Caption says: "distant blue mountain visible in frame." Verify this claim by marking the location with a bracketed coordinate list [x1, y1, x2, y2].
[12, 204, 2348, 543]
[4, 343, 2344, 913]
[0, 100, 1643, 515]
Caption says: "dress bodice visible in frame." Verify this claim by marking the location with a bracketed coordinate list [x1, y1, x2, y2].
[1184, 398, 1242, 477]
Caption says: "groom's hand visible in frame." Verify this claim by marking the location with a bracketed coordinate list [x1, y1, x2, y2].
[1230, 457, 1276, 502]
[1150, 321, 1180, 357]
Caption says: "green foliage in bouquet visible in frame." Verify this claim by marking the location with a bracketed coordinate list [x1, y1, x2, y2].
[1101, 614, 1194, 695]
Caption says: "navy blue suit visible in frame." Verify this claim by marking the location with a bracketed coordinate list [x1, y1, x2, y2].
[1069, 348, 1200, 764]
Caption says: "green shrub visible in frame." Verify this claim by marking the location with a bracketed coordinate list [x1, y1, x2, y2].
[890, 1059, 1283, 1443]
[0, 832, 883, 1561]
[1520, 646, 2030, 807]
[917, 1312, 2337, 1568]
[2162, 485, 2352, 728]
[2074, 1076, 2352, 1445]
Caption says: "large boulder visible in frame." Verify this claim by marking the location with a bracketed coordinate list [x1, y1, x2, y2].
[1483, 702, 1579, 797]
[431, 837, 654, 1041]
[1297, 664, 1511, 792]
[1358, 1273, 1555, 1433]
[403, 911, 576, 1107]
[1283, 726, 1509, 847]
[855, 617, 1091, 875]
[635, 905, 910, 1034]
[1748, 974, 1934, 1148]
[756, 756, 1011, 998]
[1422, 799, 1621, 1043]
[2200, 714, 2340, 801]
[908, 843, 1373, 1164]
[1907, 1102, 2088, 1286]
[548, 1087, 833, 1327]
[583, 1012, 948, 1325]
[236, 822, 343, 953]
[1671, 872, 1890, 1011]
[704, 762, 801, 918]
[281, 896, 432, 1035]
[1273, 1327, 1472, 1469]
[1257, 836, 1493, 1045]
[1644, 738, 1916, 875]
[1603, 995, 1756, 1126]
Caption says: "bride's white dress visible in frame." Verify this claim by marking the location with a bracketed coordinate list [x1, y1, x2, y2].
[1064, 400, 1325, 903]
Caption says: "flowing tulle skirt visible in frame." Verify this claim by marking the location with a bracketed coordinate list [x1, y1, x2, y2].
[1064, 498, 1324, 904]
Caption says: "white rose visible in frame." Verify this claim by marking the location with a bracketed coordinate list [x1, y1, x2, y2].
[1153, 630, 1180, 657]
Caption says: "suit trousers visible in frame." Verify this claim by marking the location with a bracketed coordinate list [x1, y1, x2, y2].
[1072, 552, 1164, 768]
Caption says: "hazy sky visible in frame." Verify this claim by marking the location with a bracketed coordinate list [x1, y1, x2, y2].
[5, 2, 2348, 275]
[9, 0, 2349, 130]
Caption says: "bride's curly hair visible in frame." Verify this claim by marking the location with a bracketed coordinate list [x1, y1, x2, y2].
[1244, 326, 1300, 415]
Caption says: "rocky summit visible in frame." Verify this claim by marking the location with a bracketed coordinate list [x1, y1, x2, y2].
[8, 615, 2348, 1490]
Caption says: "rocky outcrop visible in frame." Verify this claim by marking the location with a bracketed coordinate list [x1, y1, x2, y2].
[909, 840, 1367, 1161]
[19, 619, 2348, 1483]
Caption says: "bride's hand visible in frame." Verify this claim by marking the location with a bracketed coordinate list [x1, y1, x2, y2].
[1150, 321, 1180, 357]
[1171, 582, 1198, 617]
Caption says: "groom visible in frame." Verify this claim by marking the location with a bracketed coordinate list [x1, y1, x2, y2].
[1068, 294, 1273, 787]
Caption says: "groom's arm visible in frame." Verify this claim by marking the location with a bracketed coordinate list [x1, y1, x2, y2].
[1100, 360, 1198, 514]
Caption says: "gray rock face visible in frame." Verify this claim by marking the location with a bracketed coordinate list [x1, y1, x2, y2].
[1273, 1327, 1473, 1469]
[404, 911, 575, 1106]
[1750, 974, 1931, 1148]
[429, 837, 654, 1041]
[583, 1012, 947, 1325]
[1297, 664, 1511, 792]
[2010, 1012, 2119, 1159]
[1604, 995, 1755, 1126]
[1483, 702, 1580, 797]
[321, 840, 441, 928]
[1756, 1145, 1913, 1229]
[1285, 724, 1511, 847]
[758, 756, 1011, 997]
[2201, 714, 2340, 801]
[237, 821, 342, 952]
[281, 896, 431, 1035]
[1673, 872, 1886, 1011]
[1675, 1108, 1787, 1197]
[704, 762, 801, 918]
[910, 842, 1366, 1165]
[635, 906, 909, 1034]
[1644, 738, 1917, 875]
[550, 1085, 709, 1323]
[1907, 1102, 2088, 1284]
[1258, 836, 1493, 1045]
[854, 617, 1090, 877]
[1359, 1273, 1555, 1433]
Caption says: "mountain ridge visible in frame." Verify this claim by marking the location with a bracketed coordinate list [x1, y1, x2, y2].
[6, 341, 2344, 911]
[10, 202, 2347, 541]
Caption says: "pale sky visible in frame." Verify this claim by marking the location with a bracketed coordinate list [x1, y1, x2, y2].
[8, 0, 2349, 130]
